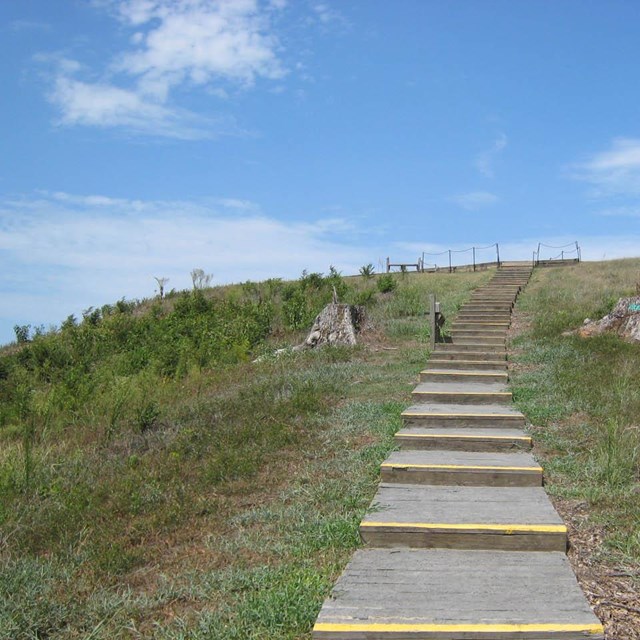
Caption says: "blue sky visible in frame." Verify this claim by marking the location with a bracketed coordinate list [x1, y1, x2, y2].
[2, 0, 640, 344]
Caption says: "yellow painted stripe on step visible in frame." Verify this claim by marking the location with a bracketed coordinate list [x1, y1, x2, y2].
[397, 433, 531, 441]
[381, 463, 542, 472]
[411, 391, 512, 396]
[401, 411, 521, 417]
[360, 522, 566, 533]
[428, 360, 507, 364]
[314, 622, 604, 634]
[420, 371, 508, 376]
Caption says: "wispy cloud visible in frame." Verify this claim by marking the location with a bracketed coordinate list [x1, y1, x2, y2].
[570, 137, 640, 196]
[0, 191, 371, 341]
[311, 3, 350, 31]
[596, 205, 640, 217]
[43, 0, 288, 138]
[9, 20, 52, 32]
[476, 133, 507, 178]
[449, 191, 499, 211]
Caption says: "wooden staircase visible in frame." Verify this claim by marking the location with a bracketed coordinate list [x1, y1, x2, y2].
[313, 265, 604, 639]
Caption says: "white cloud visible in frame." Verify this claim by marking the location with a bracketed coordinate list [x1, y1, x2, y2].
[0, 192, 372, 342]
[596, 205, 640, 217]
[312, 3, 349, 28]
[570, 138, 640, 196]
[476, 133, 507, 178]
[45, 0, 287, 138]
[115, 0, 285, 100]
[449, 191, 499, 211]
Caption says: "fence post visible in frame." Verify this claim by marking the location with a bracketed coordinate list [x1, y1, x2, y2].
[473, 247, 476, 271]
[496, 243, 500, 267]
[429, 294, 436, 351]
[386, 257, 390, 273]
[448, 250, 452, 273]
[576, 241, 580, 262]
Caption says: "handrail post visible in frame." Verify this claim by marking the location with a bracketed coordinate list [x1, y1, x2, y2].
[448, 250, 452, 273]
[429, 294, 436, 350]
[496, 243, 500, 267]
[473, 246, 476, 271]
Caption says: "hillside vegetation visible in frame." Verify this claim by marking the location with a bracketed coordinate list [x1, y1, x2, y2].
[0, 267, 490, 639]
[511, 260, 640, 563]
[3, 259, 639, 638]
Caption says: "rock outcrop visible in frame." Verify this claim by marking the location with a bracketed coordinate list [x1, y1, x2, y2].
[577, 296, 640, 342]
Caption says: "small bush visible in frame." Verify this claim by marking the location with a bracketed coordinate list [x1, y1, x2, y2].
[376, 274, 397, 293]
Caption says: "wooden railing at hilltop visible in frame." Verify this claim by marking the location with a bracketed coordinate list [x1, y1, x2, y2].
[386, 243, 501, 273]
[386, 240, 582, 274]
[532, 241, 581, 267]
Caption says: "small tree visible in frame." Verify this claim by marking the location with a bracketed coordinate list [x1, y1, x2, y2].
[154, 276, 169, 299]
[13, 324, 31, 344]
[191, 268, 213, 290]
[359, 263, 375, 279]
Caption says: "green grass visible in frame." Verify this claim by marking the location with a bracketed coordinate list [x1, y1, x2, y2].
[0, 267, 490, 638]
[510, 258, 640, 567]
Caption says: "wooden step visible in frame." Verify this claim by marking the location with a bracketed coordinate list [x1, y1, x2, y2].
[402, 402, 525, 428]
[450, 330, 506, 341]
[457, 312, 512, 319]
[451, 322, 510, 329]
[435, 342, 506, 352]
[360, 484, 567, 551]
[427, 359, 508, 370]
[412, 382, 512, 405]
[381, 450, 542, 487]
[395, 427, 532, 452]
[419, 369, 508, 383]
[313, 549, 604, 639]
[470, 293, 519, 299]
[431, 349, 507, 361]
[475, 285, 522, 290]
[462, 304, 514, 311]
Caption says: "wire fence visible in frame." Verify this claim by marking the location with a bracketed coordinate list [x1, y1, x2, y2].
[421, 243, 501, 272]
[386, 240, 582, 274]
[386, 243, 501, 273]
[533, 241, 581, 264]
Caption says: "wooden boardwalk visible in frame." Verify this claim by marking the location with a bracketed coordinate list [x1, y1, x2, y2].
[313, 265, 604, 639]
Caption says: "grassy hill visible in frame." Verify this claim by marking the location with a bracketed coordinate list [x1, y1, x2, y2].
[1, 260, 638, 638]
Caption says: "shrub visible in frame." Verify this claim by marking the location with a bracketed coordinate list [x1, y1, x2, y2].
[376, 274, 397, 293]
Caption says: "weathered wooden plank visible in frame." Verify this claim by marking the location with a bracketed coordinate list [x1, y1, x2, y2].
[411, 382, 512, 405]
[380, 450, 542, 487]
[313, 549, 603, 639]
[426, 359, 508, 370]
[395, 427, 532, 452]
[402, 403, 525, 428]
[360, 484, 566, 551]
[419, 369, 508, 384]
